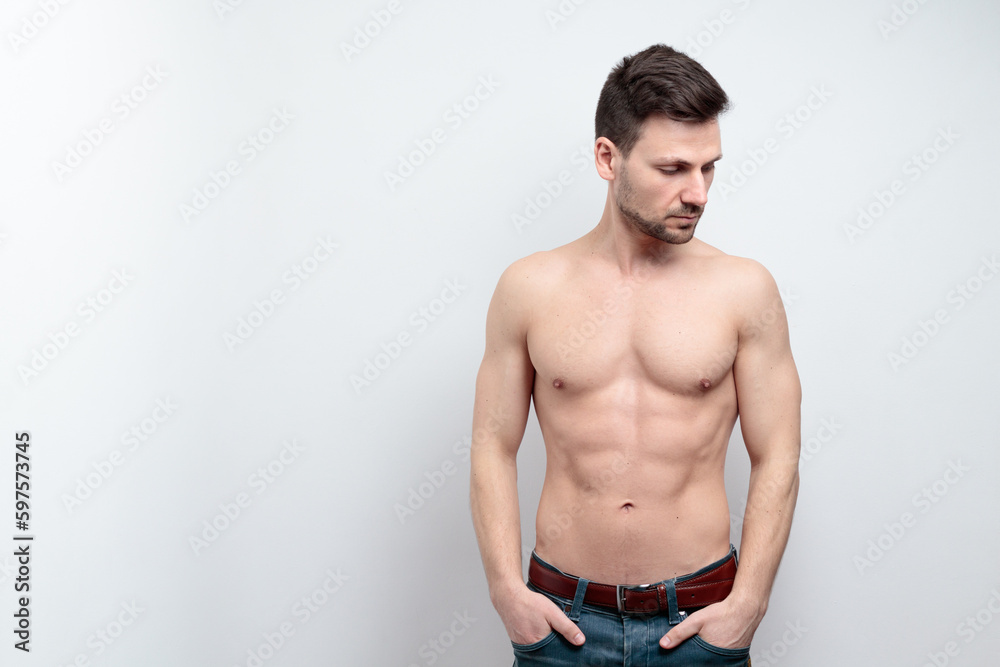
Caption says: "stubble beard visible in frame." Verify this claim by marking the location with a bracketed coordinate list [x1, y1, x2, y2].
[616, 165, 704, 245]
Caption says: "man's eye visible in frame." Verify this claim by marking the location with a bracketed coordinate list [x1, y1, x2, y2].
[703, 164, 716, 172]
[659, 168, 679, 175]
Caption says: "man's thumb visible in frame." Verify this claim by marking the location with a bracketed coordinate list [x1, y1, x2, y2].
[661, 619, 698, 649]
[549, 612, 585, 646]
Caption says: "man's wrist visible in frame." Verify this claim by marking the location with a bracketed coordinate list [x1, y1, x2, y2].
[490, 577, 529, 607]
[724, 589, 768, 624]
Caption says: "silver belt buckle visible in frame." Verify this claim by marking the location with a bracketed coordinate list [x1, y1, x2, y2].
[616, 583, 651, 615]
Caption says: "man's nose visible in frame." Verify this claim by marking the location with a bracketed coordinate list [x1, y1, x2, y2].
[681, 171, 709, 207]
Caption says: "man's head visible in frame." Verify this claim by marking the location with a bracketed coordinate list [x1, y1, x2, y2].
[594, 44, 730, 244]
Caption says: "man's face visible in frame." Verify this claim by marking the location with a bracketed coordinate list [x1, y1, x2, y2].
[613, 115, 723, 245]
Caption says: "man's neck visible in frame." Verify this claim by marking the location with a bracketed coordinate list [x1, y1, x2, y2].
[585, 195, 694, 278]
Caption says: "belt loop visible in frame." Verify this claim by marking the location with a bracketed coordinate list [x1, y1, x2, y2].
[664, 579, 681, 624]
[568, 577, 589, 622]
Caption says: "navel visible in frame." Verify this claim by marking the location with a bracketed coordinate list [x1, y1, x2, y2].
[620, 502, 634, 513]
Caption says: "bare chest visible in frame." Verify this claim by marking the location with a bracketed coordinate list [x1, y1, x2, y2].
[527, 278, 738, 395]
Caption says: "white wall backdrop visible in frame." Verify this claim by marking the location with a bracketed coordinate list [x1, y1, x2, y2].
[1, 1, 998, 665]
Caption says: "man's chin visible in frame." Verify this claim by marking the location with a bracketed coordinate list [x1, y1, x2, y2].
[624, 212, 698, 245]
[654, 225, 697, 245]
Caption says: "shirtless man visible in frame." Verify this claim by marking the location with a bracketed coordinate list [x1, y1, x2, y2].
[470, 44, 801, 665]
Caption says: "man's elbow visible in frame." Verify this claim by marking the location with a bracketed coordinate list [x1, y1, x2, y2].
[747, 437, 800, 470]
[470, 434, 520, 469]
[748, 445, 800, 493]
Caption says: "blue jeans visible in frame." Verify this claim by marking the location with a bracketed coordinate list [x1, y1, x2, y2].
[512, 548, 751, 666]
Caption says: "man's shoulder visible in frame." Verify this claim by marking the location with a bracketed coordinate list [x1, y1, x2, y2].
[496, 246, 575, 295]
[694, 247, 785, 336]
[487, 249, 571, 335]
[690, 240, 775, 288]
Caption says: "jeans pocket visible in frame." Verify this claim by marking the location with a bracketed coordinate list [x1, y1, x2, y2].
[511, 630, 559, 652]
[691, 634, 751, 658]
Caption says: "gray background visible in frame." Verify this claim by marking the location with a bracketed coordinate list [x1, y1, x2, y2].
[1, 0, 998, 665]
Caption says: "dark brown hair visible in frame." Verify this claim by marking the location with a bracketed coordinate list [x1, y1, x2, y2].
[595, 44, 730, 157]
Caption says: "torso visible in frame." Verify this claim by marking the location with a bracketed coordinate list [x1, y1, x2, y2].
[526, 236, 746, 584]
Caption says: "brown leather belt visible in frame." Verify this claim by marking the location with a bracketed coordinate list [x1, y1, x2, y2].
[528, 550, 737, 616]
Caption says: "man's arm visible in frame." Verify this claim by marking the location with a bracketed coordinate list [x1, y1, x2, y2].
[469, 259, 586, 647]
[663, 260, 801, 649]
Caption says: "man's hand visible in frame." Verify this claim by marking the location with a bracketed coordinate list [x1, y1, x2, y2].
[494, 585, 586, 647]
[659, 598, 760, 650]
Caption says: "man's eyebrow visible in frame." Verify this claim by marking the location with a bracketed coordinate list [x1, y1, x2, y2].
[652, 153, 724, 165]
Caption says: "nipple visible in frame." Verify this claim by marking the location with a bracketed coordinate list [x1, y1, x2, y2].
[553, 378, 564, 389]
[699, 377, 712, 390]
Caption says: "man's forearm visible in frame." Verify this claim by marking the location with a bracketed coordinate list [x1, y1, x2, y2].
[729, 457, 800, 619]
[470, 446, 526, 604]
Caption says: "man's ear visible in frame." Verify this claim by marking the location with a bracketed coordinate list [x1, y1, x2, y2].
[594, 137, 618, 182]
